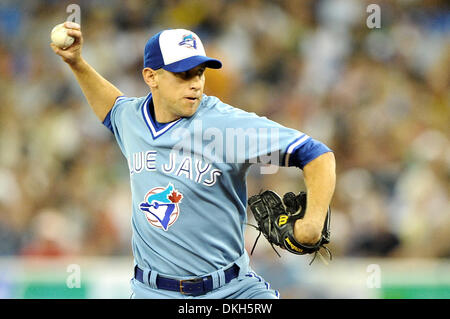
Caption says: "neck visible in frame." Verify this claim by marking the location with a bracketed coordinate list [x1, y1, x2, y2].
[151, 94, 179, 123]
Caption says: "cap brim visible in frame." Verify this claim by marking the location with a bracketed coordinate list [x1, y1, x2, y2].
[162, 56, 222, 73]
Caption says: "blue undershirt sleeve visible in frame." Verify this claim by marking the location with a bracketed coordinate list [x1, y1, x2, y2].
[102, 110, 113, 133]
[102, 95, 128, 134]
[288, 138, 332, 169]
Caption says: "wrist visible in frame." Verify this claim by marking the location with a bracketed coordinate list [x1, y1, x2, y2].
[68, 56, 86, 70]
[300, 209, 324, 227]
[294, 219, 322, 244]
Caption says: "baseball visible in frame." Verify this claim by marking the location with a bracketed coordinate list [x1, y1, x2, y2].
[51, 23, 75, 49]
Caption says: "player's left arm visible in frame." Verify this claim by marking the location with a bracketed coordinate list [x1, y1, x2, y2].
[228, 107, 336, 245]
[294, 151, 336, 245]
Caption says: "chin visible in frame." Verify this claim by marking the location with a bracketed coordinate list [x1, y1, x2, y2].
[182, 109, 198, 118]
[181, 103, 200, 117]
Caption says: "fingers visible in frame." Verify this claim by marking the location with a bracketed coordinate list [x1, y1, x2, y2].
[67, 29, 82, 41]
[50, 42, 69, 60]
[63, 22, 82, 44]
[64, 21, 80, 30]
[50, 42, 61, 54]
[50, 42, 74, 64]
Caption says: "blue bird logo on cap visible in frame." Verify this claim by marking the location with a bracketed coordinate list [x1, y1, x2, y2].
[178, 34, 197, 49]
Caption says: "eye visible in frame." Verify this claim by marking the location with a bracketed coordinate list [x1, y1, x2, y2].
[198, 67, 206, 76]
[175, 71, 188, 79]
[174, 67, 205, 80]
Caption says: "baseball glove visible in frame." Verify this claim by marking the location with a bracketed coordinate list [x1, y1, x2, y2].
[247, 190, 332, 264]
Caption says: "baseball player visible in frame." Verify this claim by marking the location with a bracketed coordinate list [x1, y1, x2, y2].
[51, 22, 336, 299]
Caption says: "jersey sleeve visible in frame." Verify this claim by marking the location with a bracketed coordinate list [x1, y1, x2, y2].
[214, 103, 332, 169]
[284, 135, 332, 169]
[102, 95, 133, 155]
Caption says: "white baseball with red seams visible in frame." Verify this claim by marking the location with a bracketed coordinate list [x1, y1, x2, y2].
[51, 23, 75, 49]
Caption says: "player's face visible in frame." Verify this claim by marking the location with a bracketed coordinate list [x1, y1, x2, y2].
[156, 65, 206, 119]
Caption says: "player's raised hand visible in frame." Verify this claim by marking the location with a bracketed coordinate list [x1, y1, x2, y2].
[50, 22, 83, 66]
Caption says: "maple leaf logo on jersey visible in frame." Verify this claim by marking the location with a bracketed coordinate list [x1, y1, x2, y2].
[139, 184, 183, 231]
[168, 190, 182, 203]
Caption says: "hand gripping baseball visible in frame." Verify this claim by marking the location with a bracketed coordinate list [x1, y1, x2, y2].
[50, 22, 83, 66]
[247, 190, 332, 265]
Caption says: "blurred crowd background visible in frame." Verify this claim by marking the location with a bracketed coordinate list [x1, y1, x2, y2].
[0, 0, 449, 298]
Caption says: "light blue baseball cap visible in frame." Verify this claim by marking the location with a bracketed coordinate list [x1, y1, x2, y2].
[143, 29, 222, 72]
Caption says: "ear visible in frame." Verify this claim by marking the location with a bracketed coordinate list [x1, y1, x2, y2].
[142, 68, 158, 88]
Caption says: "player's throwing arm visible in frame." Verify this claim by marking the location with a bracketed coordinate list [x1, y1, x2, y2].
[50, 22, 123, 121]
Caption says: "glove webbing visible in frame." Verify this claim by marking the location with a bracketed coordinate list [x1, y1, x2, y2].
[246, 221, 333, 265]
[246, 222, 281, 258]
[308, 245, 333, 265]
[246, 221, 332, 265]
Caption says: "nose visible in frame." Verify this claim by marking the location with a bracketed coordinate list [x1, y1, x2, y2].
[190, 74, 203, 90]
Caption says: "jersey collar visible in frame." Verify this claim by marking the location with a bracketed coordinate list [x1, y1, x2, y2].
[141, 93, 182, 139]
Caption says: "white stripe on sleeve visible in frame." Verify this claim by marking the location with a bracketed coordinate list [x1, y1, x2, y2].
[284, 134, 310, 166]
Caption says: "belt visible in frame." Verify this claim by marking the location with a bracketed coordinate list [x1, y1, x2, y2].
[134, 264, 240, 296]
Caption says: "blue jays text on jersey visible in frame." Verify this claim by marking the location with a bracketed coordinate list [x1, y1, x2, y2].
[102, 93, 331, 278]
[128, 151, 223, 187]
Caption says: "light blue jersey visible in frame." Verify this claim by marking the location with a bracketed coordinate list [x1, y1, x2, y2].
[103, 93, 330, 281]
